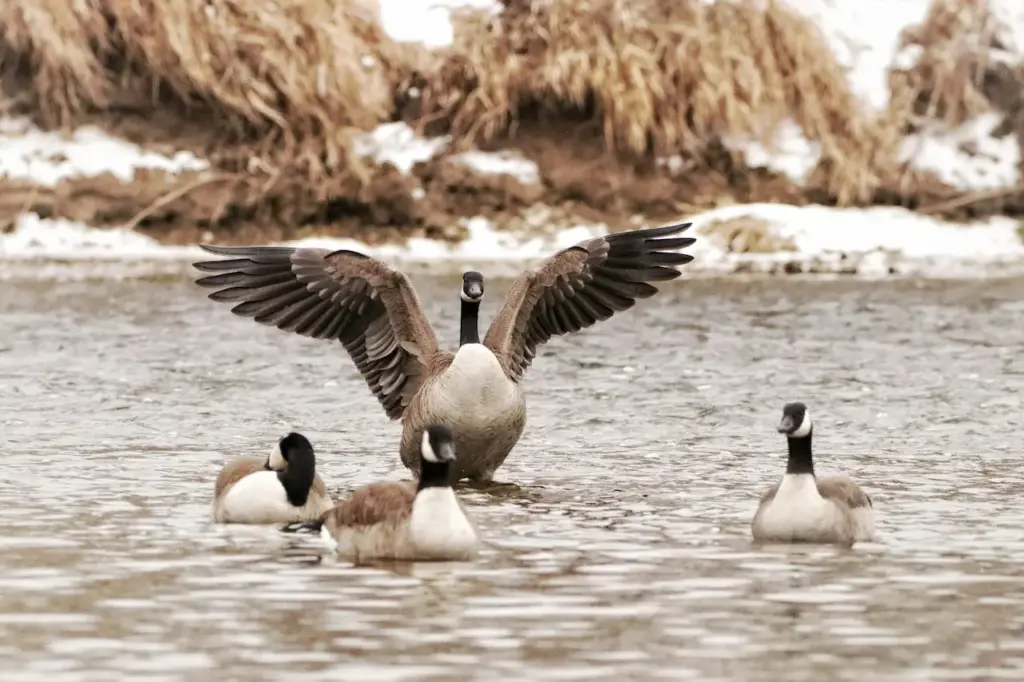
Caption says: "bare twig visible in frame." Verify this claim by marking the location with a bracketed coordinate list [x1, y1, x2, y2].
[121, 173, 246, 232]
[918, 185, 1023, 216]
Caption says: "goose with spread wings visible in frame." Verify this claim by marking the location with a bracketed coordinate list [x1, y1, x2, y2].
[192, 222, 696, 485]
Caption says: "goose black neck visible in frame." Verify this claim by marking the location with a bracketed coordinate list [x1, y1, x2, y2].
[277, 454, 316, 507]
[785, 433, 814, 476]
[418, 459, 451, 491]
[460, 299, 480, 345]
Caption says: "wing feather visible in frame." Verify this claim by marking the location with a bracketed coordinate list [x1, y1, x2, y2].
[483, 222, 696, 381]
[194, 245, 448, 420]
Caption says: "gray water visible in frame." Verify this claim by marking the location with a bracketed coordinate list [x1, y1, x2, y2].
[2, 274, 1024, 682]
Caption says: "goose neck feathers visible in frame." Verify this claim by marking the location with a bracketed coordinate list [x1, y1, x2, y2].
[418, 425, 456, 490]
[785, 433, 814, 476]
[460, 298, 481, 345]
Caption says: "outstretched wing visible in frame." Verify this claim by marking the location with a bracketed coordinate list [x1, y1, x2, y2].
[482, 222, 695, 381]
[193, 245, 449, 419]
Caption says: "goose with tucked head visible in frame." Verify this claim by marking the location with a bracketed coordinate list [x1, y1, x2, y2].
[751, 403, 875, 547]
[213, 432, 334, 524]
[284, 424, 480, 564]
[192, 222, 696, 486]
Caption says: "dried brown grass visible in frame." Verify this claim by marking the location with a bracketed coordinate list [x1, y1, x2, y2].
[0, 0, 425, 183]
[700, 216, 796, 254]
[423, 0, 899, 204]
[890, 0, 997, 126]
[0, 0, 1017, 234]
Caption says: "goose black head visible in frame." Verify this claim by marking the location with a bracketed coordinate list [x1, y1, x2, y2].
[421, 424, 456, 463]
[268, 432, 315, 469]
[278, 432, 315, 462]
[461, 271, 484, 303]
[777, 402, 812, 438]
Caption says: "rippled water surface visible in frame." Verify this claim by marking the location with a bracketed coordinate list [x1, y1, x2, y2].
[3, 273, 1024, 681]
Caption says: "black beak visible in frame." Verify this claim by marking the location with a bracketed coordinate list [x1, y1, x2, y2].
[437, 443, 456, 462]
[777, 415, 795, 434]
[465, 281, 483, 300]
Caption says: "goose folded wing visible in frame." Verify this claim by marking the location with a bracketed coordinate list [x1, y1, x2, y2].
[483, 222, 696, 381]
[215, 457, 267, 498]
[193, 245, 444, 420]
[817, 476, 873, 509]
[322, 482, 416, 530]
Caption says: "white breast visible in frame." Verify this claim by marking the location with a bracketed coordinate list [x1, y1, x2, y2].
[434, 344, 520, 416]
[754, 474, 845, 543]
[214, 472, 330, 524]
[408, 488, 480, 560]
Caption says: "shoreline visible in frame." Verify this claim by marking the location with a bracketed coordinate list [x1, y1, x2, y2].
[2, 0, 1024, 282]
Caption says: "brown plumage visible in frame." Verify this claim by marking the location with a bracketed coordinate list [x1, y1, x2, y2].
[214, 456, 266, 500]
[322, 481, 416, 530]
[302, 424, 480, 563]
[193, 222, 696, 483]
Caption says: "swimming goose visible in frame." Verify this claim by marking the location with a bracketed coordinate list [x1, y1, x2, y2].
[751, 403, 875, 547]
[212, 432, 335, 524]
[193, 222, 696, 485]
[288, 423, 480, 563]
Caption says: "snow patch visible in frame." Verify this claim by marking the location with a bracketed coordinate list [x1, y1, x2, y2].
[779, 0, 932, 111]
[450, 150, 541, 184]
[901, 114, 1021, 190]
[688, 202, 1024, 276]
[0, 213, 196, 261]
[0, 117, 207, 186]
[351, 122, 542, 184]
[4, 204, 1023, 281]
[378, 0, 503, 49]
[989, 0, 1024, 65]
[723, 120, 822, 184]
[351, 122, 450, 173]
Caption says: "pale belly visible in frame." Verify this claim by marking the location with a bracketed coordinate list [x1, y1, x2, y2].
[401, 344, 526, 480]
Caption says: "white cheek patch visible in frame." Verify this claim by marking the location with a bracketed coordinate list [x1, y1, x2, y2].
[268, 443, 287, 470]
[791, 411, 812, 438]
[421, 431, 438, 462]
[460, 288, 476, 302]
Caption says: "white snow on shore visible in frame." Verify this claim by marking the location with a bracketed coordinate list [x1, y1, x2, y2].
[3, 204, 1022, 280]
[686, 203, 1024, 277]
[351, 122, 451, 173]
[0, 117, 207, 185]
[899, 114, 1021, 191]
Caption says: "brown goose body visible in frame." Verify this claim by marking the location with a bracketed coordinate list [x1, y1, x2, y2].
[294, 424, 481, 564]
[193, 222, 696, 484]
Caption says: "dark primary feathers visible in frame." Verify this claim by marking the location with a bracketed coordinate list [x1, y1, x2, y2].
[483, 222, 695, 380]
[193, 245, 446, 420]
[193, 221, 696, 405]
